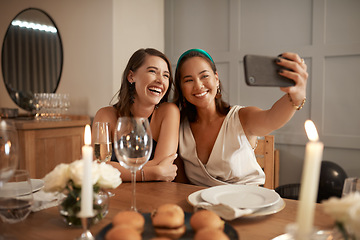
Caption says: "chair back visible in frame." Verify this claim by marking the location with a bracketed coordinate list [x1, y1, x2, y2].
[254, 135, 279, 189]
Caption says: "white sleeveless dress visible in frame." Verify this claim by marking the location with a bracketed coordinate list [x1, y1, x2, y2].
[179, 105, 265, 187]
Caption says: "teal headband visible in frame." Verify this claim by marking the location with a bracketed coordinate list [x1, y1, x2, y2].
[176, 49, 214, 69]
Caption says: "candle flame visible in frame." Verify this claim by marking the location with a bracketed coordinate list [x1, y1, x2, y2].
[305, 120, 319, 141]
[84, 124, 91, 145]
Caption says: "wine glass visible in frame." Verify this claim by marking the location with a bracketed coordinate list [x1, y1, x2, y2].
[93, 122, 112, 163]
[342, 177, 360, 197]
[0, 169, 33, 223]
[0, 120, 18, 188]
[93, 122, 114, 197]
[114, 117, 152, 211]
[62, 93, 70, 118]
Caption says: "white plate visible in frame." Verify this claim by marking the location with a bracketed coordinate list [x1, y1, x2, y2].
[201, 185, 280, 209]
[188, 189, 285, 218]
[31, 179, 44, 193]
[0, 179, 44, 197]
[271, 230, 335, 240]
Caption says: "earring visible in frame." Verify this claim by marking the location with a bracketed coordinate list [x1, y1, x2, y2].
[129, 82, 135, 104]
[215, 85, 222, 99]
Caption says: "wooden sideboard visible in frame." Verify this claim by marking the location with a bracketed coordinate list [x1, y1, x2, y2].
[12, 115, 91, 179]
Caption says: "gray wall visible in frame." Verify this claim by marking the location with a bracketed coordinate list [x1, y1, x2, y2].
[165, 0, 360, 185]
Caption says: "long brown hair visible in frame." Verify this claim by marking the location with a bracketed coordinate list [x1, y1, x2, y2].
[174, 50, 230, 122]
[114, 48, 173, 117]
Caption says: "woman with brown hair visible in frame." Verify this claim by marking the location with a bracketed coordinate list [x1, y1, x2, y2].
[93, 48, 179, 182]
[174, 49, 308, 186]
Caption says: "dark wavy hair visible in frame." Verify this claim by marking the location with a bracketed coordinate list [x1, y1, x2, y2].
[114, 48, 173, 117]
[173, 50, 230, 122]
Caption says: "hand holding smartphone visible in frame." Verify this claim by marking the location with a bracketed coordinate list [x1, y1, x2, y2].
[243, 55, 295, 87]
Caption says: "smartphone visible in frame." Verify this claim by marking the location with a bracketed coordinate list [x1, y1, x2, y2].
[243, 55, 295, 87]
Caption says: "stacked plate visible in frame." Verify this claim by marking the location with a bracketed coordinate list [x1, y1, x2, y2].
[1, 179, 44, 197]
[187, 185, 286, 218]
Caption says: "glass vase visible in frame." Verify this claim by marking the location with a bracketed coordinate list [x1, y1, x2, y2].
[58, 183, 109, 227]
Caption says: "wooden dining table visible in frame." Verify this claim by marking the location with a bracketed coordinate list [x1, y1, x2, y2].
[0, 182, 335, 240]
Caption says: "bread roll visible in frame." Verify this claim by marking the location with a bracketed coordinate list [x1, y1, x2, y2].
[151, 204, 186, 239]
[112, 211, 145, 233]
[190, 209, 224, 231]
[105, 225, 142, 240]
[194, 227, 230, 240]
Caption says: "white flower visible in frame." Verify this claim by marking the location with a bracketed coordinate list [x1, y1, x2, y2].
[68, 160, 100, 187]
[43, 163, 70, 192]
[349, 200, 360, 238]
[322, 192, 360, 239]
[43, 159, 122, 192]
[322, 192, 360, 223]
[96, 163, 122, 189]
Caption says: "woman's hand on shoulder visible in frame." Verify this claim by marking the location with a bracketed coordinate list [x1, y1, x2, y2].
[276, 52, 308, 104]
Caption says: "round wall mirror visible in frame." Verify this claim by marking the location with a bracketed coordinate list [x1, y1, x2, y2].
[1, 8, 63, 111]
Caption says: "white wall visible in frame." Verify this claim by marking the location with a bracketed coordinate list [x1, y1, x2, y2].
[0, 0, 165, 118]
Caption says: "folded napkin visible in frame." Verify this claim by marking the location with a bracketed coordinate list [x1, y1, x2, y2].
[31, 190, 65, 212]
[195, 201, 253, 221]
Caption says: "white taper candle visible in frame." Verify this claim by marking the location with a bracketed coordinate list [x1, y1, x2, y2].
[296, 120, 324, 238]
[78, 124, 94, 218]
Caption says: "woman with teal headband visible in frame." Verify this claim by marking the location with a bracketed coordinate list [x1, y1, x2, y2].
[174, 49, 308, 186]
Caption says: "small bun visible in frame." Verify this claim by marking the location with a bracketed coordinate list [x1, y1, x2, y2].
[190, 210, 224, 231]
[151, 203, 185, 228]
[194, 228, 230, 240]
[154, 225, 186, 239]
[149, 237, 172, 240]
[105, 225, 142, 240]
[152, 204, 186, 239]
[112, 211, 145, 233]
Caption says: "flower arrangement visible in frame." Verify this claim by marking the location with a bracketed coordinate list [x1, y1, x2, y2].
[43, 159, 122, 192]
[322, 192, 360, 240]
[43, 159, 122, 226]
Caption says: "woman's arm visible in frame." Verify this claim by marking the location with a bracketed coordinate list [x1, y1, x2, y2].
[240, 52, 308, 140]
[92, 106, 143, 181]
[142, 102, 180, 181]
[92, 103, 180, 182]
[150, 102, 180, 164]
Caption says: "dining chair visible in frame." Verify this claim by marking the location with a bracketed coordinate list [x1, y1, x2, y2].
[255, 135, 279, 189]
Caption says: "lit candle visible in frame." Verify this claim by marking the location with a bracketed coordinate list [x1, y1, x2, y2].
[78, 124, 94, 218]
[296, 120, 324, 238]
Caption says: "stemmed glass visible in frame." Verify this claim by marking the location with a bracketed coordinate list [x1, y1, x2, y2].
[114, 117, 152, 212]
[93, 122, 112, 163]
[93, 122, 114, 197]
[0, 120, 18, 188]
[342, 177, 360, 197]
[0, 170, 33, 223]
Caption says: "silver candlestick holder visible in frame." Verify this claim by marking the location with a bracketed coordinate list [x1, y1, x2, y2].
[76, 217, 94, 240]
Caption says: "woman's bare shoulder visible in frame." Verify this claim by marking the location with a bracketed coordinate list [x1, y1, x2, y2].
[93, 106, 118, 123]
[156, 102, 179, 116]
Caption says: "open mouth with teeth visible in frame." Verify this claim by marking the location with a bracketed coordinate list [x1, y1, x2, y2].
[194, 91, 208, 97]
[148, 87, 163, 95]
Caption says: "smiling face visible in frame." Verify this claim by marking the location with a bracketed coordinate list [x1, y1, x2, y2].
[180, 57, 219, 109]
[128, 55, 170, 107]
